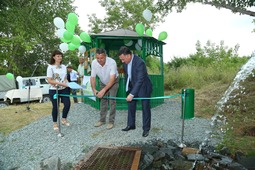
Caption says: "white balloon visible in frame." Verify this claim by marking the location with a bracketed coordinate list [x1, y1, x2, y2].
[53, 17, 65, 29]
[59, 43, 68, 53]
[142, 9, 152, 22]
[138, 39, 142, 47]
[78, 45, 86, 54]
[135, 43, 141, 51]
[125, 40, 133, 46]
[16, 76, 23, 82]
[56, 28, 66, 38]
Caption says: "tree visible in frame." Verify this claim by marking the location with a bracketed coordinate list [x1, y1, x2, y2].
[166, 40, 245, 69]
[0, 0, 77, 76]
[88, 0, 166, 34]
[156, 0, 255, 17]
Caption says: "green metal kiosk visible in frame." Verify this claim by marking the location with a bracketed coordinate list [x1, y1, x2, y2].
[83, 29, 165, 110]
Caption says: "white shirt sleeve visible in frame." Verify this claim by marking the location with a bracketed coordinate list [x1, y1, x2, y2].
[90, 60, 96, 78]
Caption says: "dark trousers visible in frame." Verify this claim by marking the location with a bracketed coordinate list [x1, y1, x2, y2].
[49, 88, 71, 122]
[127, 99, 151, 131]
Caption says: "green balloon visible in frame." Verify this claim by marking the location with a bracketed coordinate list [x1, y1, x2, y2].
[135, 23, 145, 36]
[61, 37, 70, 43]
[68, 43, 76, 51]
[68, 13, 78, 26]
[71, 35, 81, 46]
[63, 31, 73, 41]
[146, 28, 153, 36]
[75, 44, 80, 49]
[158, 31, 168, 41]
[80, 32, 91, 43]
[65, 21, 75, 33]
[6, 73, 14, 79]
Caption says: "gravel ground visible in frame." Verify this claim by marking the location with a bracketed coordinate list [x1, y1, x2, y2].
[0, 99, 219, 169]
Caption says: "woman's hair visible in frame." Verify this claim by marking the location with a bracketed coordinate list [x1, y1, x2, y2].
[50, 50, 63, 64]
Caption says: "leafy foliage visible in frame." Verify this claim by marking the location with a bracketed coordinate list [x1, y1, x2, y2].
[166, 40, 247, 69]
[0, 0, 77, 76]
[88, 0, 166, 33]
[156, 0, 255, 17]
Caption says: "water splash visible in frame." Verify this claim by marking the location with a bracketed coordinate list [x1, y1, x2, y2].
[203, 53, 255, 147]
[216, 53, 255, 113]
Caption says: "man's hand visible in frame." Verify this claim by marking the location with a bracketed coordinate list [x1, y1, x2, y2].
[96, 89, 106, 98]
[126, 94, 134, 102]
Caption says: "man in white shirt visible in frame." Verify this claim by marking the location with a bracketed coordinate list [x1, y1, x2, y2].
[67, 65, 78, 103]
[90, 48, 119, 130]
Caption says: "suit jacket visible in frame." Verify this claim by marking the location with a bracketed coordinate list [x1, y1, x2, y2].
[124, 54, 152, 97]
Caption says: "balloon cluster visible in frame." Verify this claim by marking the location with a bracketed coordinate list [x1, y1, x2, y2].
[135, 9, 168, 41]
[53, 13, 91, 54]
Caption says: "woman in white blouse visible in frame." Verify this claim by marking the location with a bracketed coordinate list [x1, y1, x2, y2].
[47, 50, 71, 131]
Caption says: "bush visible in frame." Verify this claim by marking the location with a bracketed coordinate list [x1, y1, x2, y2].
[164, 60, 247, 91]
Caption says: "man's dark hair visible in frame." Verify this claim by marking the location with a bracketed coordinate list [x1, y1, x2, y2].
[96, 48, 107, 55]
[118, 46, 132, 56]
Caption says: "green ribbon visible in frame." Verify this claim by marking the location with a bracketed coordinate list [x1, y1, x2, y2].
[54, 93, 182, 100]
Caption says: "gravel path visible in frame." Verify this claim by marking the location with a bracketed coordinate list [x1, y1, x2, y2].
[0, 99, 219, 169]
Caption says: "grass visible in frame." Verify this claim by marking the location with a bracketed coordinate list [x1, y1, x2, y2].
[0, 102, 51, 135]
[193, 82, 229, 118]
[215, 72, 255, 156]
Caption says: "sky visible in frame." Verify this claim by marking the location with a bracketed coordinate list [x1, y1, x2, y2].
[72, 0, 255, 63]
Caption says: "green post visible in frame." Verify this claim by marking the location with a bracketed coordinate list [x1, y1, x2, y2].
[181, 88, 195, 119]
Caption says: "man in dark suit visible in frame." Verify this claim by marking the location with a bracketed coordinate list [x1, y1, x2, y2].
[118, 46, 153, 137]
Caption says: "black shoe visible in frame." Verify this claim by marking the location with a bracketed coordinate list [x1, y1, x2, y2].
[122, 126, 136, 131]
[142, 130, 149, 137]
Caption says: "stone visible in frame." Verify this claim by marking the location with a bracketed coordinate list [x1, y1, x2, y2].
[153, 159, 162, 168]
[219, 146, 231, 156]
[228, 162, 249, 170]
[159, 147, 174, 160]
[171, 160, 193, 170]
[187, 154, 205, 161]
[161, 163, 173, 170]
[139, 152, 154, 170]
[182, 147, 200, 155]
[218, 155, 233, 166]
[37, 156, 61, 170]
[238, 156, 255, 170]
[153, 150, 166, 161]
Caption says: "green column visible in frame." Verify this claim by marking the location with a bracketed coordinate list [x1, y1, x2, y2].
[181, 88, 195, 119]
